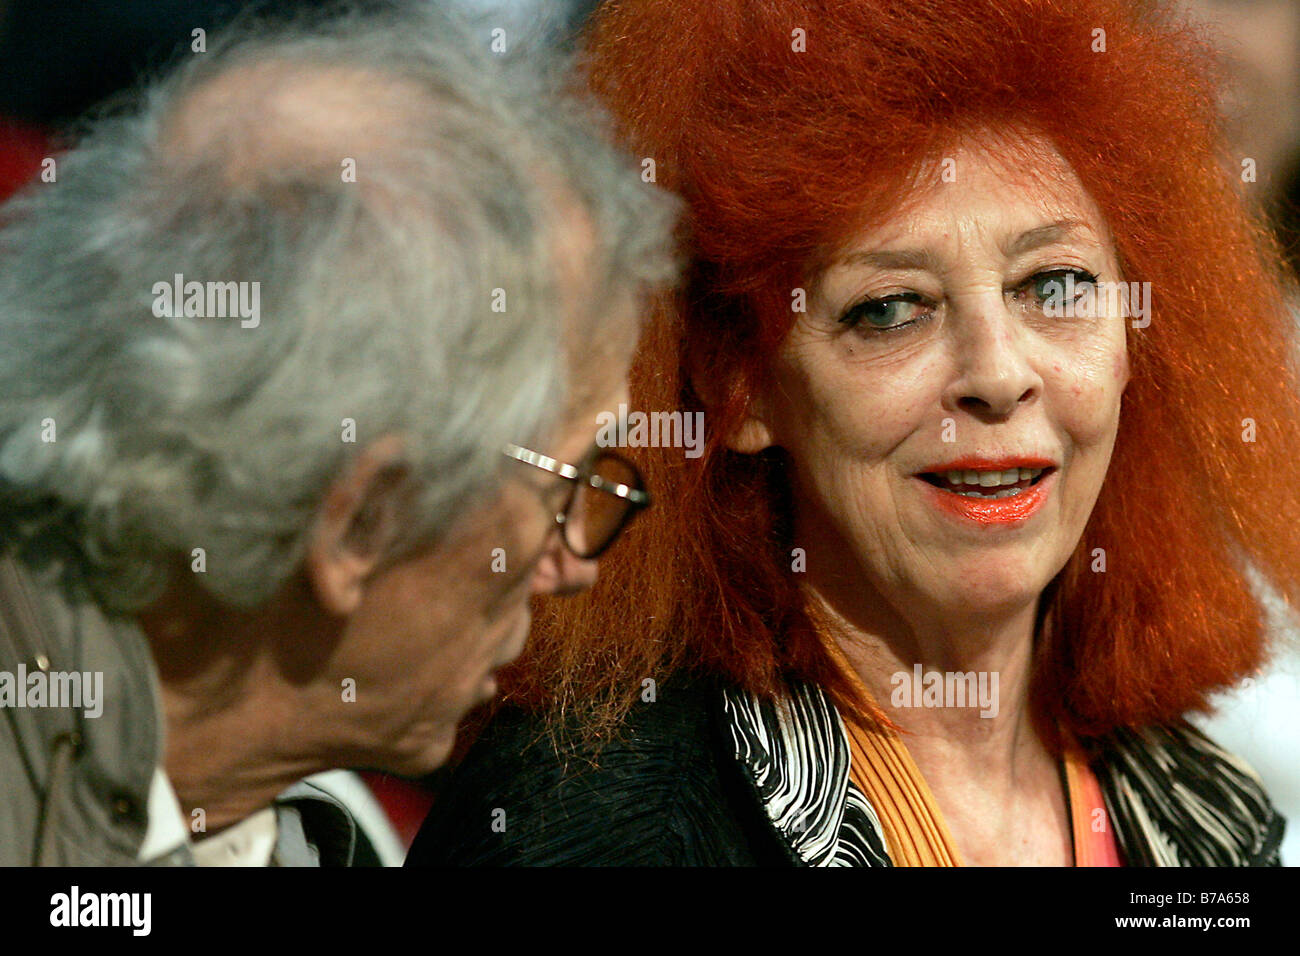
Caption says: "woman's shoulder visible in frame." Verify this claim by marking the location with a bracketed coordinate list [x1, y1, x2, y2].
[405, 679, 781, 866]
[1094, 722, 1284, 866]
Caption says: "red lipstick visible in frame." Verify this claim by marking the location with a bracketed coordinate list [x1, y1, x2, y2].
[914, 456, 1057, 526]
[920, 455, 1055, 472]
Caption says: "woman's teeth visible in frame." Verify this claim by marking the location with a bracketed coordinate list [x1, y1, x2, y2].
[938, 467, 1044, 498]
[944, 467, 1042, 486]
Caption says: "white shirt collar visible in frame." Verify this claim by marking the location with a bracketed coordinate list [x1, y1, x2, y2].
[139, 767, 278, 867]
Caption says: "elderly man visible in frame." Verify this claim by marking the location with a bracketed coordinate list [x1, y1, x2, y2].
[0, 2, 675, 865]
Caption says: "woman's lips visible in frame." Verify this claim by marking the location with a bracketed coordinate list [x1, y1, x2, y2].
[915, 467, 1056, 525]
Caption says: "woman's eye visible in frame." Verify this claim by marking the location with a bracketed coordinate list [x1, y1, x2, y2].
[838, 294, 930, 333]
[1021, 268, 1098, 312]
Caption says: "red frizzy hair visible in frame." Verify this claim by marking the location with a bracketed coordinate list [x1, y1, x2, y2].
[501, 0, 1300, 750]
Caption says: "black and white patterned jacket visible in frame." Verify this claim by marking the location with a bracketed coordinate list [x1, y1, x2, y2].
[407, 678, 1284, 867]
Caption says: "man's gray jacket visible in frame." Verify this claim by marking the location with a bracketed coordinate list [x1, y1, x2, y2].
[0, 549, 377, 866]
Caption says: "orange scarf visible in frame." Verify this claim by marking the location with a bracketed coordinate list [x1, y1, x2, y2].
[825, 638, 1119, 866]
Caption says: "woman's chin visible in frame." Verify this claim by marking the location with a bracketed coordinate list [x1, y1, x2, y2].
[923, 577, 1047, 623]
[907, 546, 1067, 612]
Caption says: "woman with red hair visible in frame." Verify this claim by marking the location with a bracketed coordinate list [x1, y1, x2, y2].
[408, 0, 1300, 866]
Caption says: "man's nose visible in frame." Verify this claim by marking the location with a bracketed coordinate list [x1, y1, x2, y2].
[530, 536, 601, 596]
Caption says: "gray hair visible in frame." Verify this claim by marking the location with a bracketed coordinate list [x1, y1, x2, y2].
[0, 0, 678, 613]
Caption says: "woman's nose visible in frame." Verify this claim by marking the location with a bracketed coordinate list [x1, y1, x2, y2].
[942, 300, 1041, 419]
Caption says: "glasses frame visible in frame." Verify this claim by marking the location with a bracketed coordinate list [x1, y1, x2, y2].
[503, 443, 651, 559]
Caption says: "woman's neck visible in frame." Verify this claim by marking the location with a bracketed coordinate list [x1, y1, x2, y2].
[808, 584, 1073, 864]
[807, 581, 1043, 769]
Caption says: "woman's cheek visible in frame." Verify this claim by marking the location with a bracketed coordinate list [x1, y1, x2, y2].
[1050, 343, 1125, 438]
[816, 371, 930, 454]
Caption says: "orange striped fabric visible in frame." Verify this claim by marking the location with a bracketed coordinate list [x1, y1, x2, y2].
[1063, 745, 1123, 866]
[827, 637, 1121, 866]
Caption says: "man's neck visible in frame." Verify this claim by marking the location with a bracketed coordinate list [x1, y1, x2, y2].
[157, 669, 322, 829]
[137, 574, 333, 830]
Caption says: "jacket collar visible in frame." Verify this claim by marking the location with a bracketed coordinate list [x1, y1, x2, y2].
[719, 680, 1281, 867]
[720, 680, 890, 866]
[1092, 724, 1283, 866]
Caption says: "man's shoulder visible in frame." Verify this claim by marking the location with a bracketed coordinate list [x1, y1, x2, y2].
[407, 679, 766, 865]
[1096, 722, 1284, 866]
[0, 549, 161, 865]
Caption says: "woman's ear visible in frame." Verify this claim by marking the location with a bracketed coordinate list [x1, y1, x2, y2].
[726, 407, 776, 453]
[688, 355, 777, 454]
[306, 434, 411, 616]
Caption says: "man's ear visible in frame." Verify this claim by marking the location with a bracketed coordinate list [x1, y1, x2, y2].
[306, 434, 411, 617]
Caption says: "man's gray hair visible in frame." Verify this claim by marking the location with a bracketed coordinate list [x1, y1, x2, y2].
[0, 0, 677, 612]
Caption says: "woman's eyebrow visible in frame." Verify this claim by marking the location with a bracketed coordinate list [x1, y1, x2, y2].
[835, 247, 940, 272]
[833, 218, 1098, 273]
[1002, 218, 1094, 257]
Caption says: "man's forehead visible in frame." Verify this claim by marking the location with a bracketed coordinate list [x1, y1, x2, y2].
[547, 190, 599, 311]
[159, 59, 429, 187]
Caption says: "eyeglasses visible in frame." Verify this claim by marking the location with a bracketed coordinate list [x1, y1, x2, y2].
[503, 443, 651, 559]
